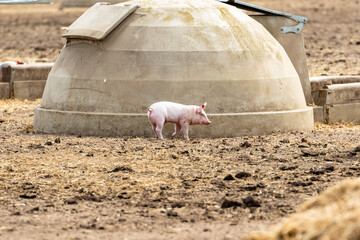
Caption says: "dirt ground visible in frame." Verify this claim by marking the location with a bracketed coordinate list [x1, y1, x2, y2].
[0, 0, 360, 239]
[1, 100, 360, 240]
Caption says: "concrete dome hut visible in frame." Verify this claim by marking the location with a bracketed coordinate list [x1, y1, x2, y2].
[34, 0, 314, 138]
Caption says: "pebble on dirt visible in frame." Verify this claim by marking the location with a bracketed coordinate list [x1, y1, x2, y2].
[235, 171, 252, 179]
[242, 196, 261, 208]
[223, 174, 236, 181]
[19, 194, 37, 199]
[108, 166, 134, 173]
[221, 199, 243, 209]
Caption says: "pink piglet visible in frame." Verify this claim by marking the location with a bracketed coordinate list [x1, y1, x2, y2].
[147, 101, 211, 140]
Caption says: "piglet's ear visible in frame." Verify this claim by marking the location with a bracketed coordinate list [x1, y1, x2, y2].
[196, 107, 202, 114]
[202, 102, 207, 109]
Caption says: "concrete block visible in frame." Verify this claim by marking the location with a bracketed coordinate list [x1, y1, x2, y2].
[310, 77, 332, 92]
[0, 82, 10, 99]
[310, 76, 360, 103]
[314, 89, 328, 106]
[315, 83, 360, 106]
[0, 67, 11, 83]
[311, 76, 360, 87]
[312, 106, 325, 123]
[13, 80, 46, 99]
[2, 63, 53, 99]
[10, 63, 53, 82]
[312, 91, 320, 106]
[328, 103, 360, 123]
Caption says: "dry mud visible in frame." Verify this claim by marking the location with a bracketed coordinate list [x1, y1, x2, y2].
[0, 0, 360, 239]
[1, 100, 360, 239]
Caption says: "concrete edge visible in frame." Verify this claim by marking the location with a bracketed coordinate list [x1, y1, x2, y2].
[10, 63, 54, 70]
[0, 82, 10, 99]
[34, 106, 314, 138]
[312, 106, 325, 123]
[310, 75, 360, 92]
[327, 102, 360, 124]
[13, 80, 47, 99]
[34, 107, 313, 117]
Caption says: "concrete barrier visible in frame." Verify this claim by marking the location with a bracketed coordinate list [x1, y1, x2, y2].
[311, 75, 360, 87]
[316, 83, 360, 106]
[13, 80, 47, 99]
[0, 67, 11, 83]
[310, 77, 332, 92]
[312, 106, 325, 123]
[0, 82, 10, 99]
[310, 76, 360, 123]
[1, 63, 53, 99]
[9, 63, 53, 81]
[328, 103, 360, 123]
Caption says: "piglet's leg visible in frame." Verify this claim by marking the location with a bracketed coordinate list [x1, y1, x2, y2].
[172, 123, 181, 138]
[151, 123, 157, 138]
[181, 123, 190, 140]
[155, 123, 164, 140]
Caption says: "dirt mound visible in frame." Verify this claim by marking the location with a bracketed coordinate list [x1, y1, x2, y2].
[246, 178, 360, 240]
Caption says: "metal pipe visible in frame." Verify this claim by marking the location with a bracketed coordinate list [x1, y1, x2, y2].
[217, 0, 308, 34]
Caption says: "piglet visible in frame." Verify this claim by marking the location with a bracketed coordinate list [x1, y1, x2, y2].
[147, 101, 211, 140]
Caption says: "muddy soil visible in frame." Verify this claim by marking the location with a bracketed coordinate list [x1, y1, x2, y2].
[0, 0, 360, 239]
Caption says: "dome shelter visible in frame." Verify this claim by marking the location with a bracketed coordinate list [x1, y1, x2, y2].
[34, 0, 314, 138]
